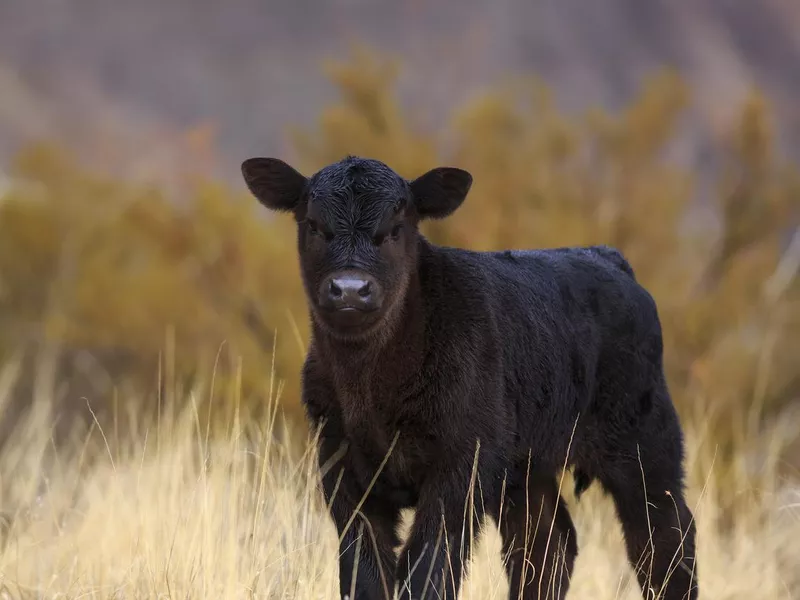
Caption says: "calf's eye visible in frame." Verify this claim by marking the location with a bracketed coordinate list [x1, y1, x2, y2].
[306, 219, 320, 235]
[372, 223, 404, 246]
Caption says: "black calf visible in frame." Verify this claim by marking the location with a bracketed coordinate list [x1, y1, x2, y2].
[241, 155, 698, 600]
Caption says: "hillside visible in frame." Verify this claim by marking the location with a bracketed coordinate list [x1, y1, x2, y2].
[1, 0, 799, 182]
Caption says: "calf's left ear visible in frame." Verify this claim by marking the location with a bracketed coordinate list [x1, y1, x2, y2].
[409, 167, 473, 220]
[241, 157, 308, 212]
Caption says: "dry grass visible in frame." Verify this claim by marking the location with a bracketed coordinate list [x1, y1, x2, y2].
[0, 354, 798, 600]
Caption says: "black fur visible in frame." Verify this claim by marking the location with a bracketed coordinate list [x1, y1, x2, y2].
[242, 155, 699, 600]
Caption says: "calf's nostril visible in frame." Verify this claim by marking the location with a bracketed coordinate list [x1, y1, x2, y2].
[357, 281, 371, 298]
[329, 281, 342, 299]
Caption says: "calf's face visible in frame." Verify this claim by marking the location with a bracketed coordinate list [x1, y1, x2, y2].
[241, 156, 472, 339]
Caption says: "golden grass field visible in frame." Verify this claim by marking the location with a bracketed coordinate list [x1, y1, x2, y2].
[0, 355, 798, 600]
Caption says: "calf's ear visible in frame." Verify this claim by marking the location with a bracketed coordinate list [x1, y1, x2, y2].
[241, 157, 307, 212]
[409, 166, 473, 219]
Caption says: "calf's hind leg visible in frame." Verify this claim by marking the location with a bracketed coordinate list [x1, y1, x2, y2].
[495, 469, 578, 600]
[600, 394, 699, 600]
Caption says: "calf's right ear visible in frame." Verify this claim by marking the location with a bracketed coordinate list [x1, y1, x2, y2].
[241, 157, 308, 212]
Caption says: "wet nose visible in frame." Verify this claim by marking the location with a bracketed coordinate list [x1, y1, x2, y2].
[327, 277, 374, 310]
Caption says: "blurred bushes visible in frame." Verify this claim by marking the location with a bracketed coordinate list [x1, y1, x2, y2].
[0, 143, 310, 441]
[0, 48, 797, 474]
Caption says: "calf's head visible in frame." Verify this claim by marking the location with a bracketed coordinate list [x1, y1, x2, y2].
[241, 155, 472, 339]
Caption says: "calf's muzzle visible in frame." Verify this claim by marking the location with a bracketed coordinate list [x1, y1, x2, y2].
[319, 271, 382, 312]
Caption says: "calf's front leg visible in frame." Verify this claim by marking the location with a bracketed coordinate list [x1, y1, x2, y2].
[318, 434, 401, 600]
[396, 461, 484, 600]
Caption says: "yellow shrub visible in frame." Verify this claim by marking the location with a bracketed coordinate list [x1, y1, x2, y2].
[0, 49, 797, 497]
